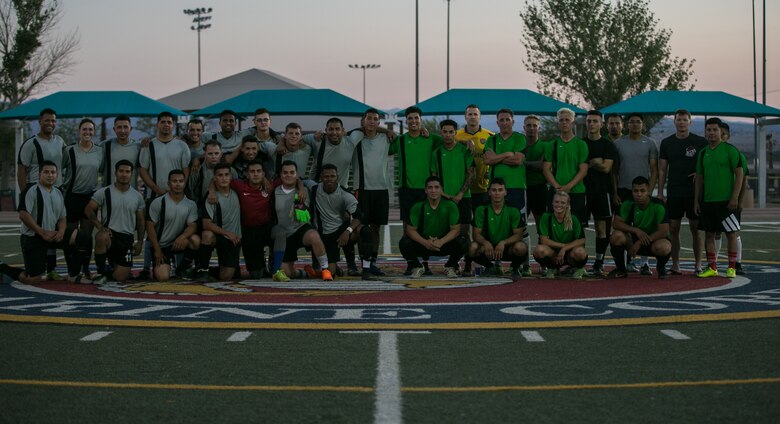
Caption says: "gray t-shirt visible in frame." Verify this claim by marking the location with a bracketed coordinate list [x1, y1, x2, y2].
[312, 184, 358, 235]
[274, 143, 313, 180]
[148, 193, 198, 247]
[63, 143, 104, 194]
[19, 183, 66, 237]
[138, 138, 191, 199]
[204, 189, 242, 237]
[350, 131, 391, 190]
[18, 135, 66, 187]
[303, 133, 362, 186]
[91, 184, 145, 235]
[98, 138, 141, 187]
[273, 186, 309, 237]
[615, 135, 659, 190]
[204, 131, 242, 153]
[238, 129, 277, 176]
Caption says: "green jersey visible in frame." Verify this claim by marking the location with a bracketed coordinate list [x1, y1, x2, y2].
[525, 140, 549, 187]
[484, 131, 527, 189]
[619, 198, 668, 235]
[473, 204, 521, 245]
[544, 136, 589, 193]
[408, 199, 459, 239]
[431, 143, 474, 198]
[695, 142, 742, 202]
[391, 133, 442, 189]
[538, 212, 584, 244]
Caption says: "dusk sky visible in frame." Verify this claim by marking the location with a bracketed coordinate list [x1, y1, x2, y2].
[40, 0, 780, 111]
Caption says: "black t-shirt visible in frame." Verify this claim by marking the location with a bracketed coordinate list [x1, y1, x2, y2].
[659, 133, 707, 197]
[584, 136, 617, 194]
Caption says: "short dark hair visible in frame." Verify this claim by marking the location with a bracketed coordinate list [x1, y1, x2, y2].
[241, 134, 259, 145]
[39, 108, 56, 118]
[705, 117, 723, 127]
[254, 108, 270, 116]
[496, 108, 514, 118]
[363, 108, 381, 118]
[405, 106, 422, 117]
[285, 122, 302, 132]
[214, 162, 232, 174]
[40, 160, 58, 170]
[79, 118, 95, 129]
[674, 109, 692, 119]
[157, 111, 175, 122]
[114, 115, 131, 125]
[326, 117, 344, 128]
[465, 104, 480, 112]
[188, 119, 203, 128]
[439, 119, 458, 130]
[321, 163, 338, 173]
[626, 112, 644, 121]
[489, 177, 506, 188]
[425, 175, 442, 187]
[605, 113, 623, 122]
[168, 169, 185, 180]
[204, 139, 222, 150]
[220, 110, 237, 120]
[281, 160, 297, 171]
[246, 160, 265, 171]
[632, 176, 649, 187]
[587, 110, 603, 118]
[115, 159, 134, 171]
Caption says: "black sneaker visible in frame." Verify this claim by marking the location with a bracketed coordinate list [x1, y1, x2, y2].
[735, 262, 745, 275]
[369, 263, 386, 276]
[347, 265, 361, 277]
[589, 261, 605, 276]
[361, 270, 376, 281]
[606, 269, 628, 279]
[422, 262, 433, 276]
[657, 268, 668, 279]
[404, 264, 414, 276]
[640, 264, 652, 276]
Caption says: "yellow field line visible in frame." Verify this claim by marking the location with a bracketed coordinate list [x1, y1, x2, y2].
[2, 310, 779, 330]
[1, 377, 778, 393]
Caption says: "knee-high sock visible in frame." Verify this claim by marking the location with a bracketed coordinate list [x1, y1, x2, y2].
[736, 235, 743, 262]
[47, 249, 57, 273]
[595, 237, 608, 261]
[611, 245, 626, 272]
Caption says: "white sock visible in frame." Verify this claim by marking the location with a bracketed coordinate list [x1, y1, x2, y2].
[317, 255, 329, 271]
[716, 236, 722, 256]
[737, 235, 742, 262]
[362, 260, 372, 269]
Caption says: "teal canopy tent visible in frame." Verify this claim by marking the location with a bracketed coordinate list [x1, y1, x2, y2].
[192, 89, 381, 117]
[600, 91, 780, 118]
[399, 89, 587, 116]
[0, 91, 186, 119]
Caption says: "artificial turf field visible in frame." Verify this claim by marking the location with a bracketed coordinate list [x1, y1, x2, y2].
[1, 221, 779, 423]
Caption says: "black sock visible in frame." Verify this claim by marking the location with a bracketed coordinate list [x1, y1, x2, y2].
[47, 254, 57, 273]
[197, 245, 213, 271]
[95, 253, 107, 276]
[611, 245, 626, 271]
[0, 263, 23, 280]
[657, 254, 670, 271]
[595, 237, 608, 261]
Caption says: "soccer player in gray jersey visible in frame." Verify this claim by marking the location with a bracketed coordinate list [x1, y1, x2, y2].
[184, 119, 205, 164]
[272, 123, 313, 183]
[63, 119, 105, 276]
[0, 161, 73, 284]
[187, 140, 223, 206]
[141, 169, 200, 283]
[614, 113, 659, 274]
[310, 164, 376, 279]
[301, 118, 363, 187]
[203, 110, 242, 153]
[271, 160, 332, 282]
[196, 163, 242, 281]
[17, 108, 66, 189]
[349, 108, 392, 276]
[224, 135, 275, 178]
[86, 160, 146, 283]
[99, 115, 141, 188]
[238, 108, 281, 176]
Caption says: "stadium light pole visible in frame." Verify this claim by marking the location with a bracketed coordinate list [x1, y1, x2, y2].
[349, 64, 381, 104]
[183, 7, 213, 86]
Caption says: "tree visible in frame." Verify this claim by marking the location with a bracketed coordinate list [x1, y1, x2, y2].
[0, 0, 79, 109]
[519, 0, 695, 109]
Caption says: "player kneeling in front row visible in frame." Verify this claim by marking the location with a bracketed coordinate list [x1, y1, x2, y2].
[144, 170, 200, 282]
[608, 176, 671, 279]
[468, 178, 528, 278]
[399, 176, 468, 278]
[197, 163, 242, 282]
[533, 191, 588, 279]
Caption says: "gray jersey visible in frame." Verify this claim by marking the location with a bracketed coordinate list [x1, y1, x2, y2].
[615, 136, 659, 189]
[138, 138, 191, 199]
[187, 164, 216, 204]
[18, 135, 67, 187]
[239, 128, 277, 176]
[63, 143, 104, 194]
[204, 131, 242, 153]
[350, 131, 391, 190]
[304, 133, 362, 186]
[19, 183, 66, 237]
[187, 142, 204, 165]
[204, 189, 242, 237]
[148, 193, 198, 248]
[98, 138, 141, 187]
[274, 143, 312, 180]
[91, 184, 145, 235]
[273, 186, 309, 237]
[312, 184, 358, 235]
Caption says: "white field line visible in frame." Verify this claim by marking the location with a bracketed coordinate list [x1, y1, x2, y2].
[374, 332, 402, 424]
[660, 330, 691, 340]
[226, 331, 252, 342]
[520, 331, 546, 342]
[80, 331, 113, 342]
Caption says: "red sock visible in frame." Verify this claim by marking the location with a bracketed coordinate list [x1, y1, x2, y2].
[707, 252, 717, 271]
[728, 251, 737, 269]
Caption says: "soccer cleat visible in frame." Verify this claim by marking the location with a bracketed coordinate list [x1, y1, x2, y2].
[606, 269, 628, 279]
[520, 264, 533, 277]
[92, 274, 107, 285]
[626, 262, 638, 273]
[543, 268, 557, 279]
[403, 264, 414, 276]
[726, 267, 737, 278]
[510, 267, 522, 279]
[640, 264, 652, 275]
[272, 269, 290, 282]
[361, 270, 376, 281]
[303, 265, 321, 278]
[347, 265, 361, 277]
[369, 263, 386, 276]
[410, 267, 425, 278]
[572, 268, 587, 280]
[443, 267, 459, 278]
[657, 268, 668, 279]
[735, 262, 744, 275]
[321, 269, 334, 281]
[589, 261, 605, 276]
[697, 268, 719, 278]
[422, 262, 433, 276]
[46, 270, 65, 281]
[461, 264, 473, 277]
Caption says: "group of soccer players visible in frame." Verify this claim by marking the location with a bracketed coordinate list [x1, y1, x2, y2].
[0, 103, 747, 284]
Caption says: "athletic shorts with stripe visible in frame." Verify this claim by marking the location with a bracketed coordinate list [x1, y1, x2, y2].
[699, 201, 741, 233]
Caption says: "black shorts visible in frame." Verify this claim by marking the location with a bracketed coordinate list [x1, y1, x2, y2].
[505, 188, 527, 227]
[526, 185, 547, 219]
[569, 193, 588, 228]
[108, 230, 134, 268]
[699, 201, 741, 233]
[470, 192, 489, 214]
[355, 189, 389, 226]
[283, 224, 315, 262]
[399, 188, 426, 223]
[321, 224, 349, 264]
[215, 235, 241, 269]
[616, 188, 632, 213]
[629, 235, 671, 257]
[455, 197, 473, 224]
[20, 234, 59, 277]
[666, 196, 698, 221]
[156, 246, 176, 268]
[587, 192, 613, 221]
[65, 192, 94, 223]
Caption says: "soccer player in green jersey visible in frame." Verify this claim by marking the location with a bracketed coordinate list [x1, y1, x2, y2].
[468, 178, 528, 278]
[399, 176, 468, 278]
[542, 108, 589, 226]
[607, 176, 671, 279]
[533, 191, 588, 279]
[719, 122, 748, 274]
[431, 119, 475, 238]
[694, 118, 744, 278]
